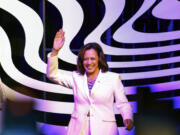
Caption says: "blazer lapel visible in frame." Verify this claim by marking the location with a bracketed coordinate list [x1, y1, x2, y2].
[83, 73, 90, 99]
[90, 70, 103, 98]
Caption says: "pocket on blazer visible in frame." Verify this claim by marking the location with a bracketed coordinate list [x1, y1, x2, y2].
[103, 120, 116, 123]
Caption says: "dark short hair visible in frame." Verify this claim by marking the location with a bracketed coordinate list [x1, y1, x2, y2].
[77, 42, 108, 75]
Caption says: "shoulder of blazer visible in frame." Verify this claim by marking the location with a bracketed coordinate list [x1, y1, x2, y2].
[103, 71, 119, 78]
[72, 70, 84, 78]
[100, 71, 120, 82]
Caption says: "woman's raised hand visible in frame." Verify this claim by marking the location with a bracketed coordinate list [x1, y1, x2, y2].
[53, 29, 65, 50]
[51, 29, 65, 56]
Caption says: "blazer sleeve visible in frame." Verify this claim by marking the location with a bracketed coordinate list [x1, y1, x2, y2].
[114, 75, 133, 121]
[46, 53, 74, 89]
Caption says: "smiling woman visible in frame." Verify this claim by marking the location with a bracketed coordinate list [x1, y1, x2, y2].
[46, 29, 134, 135]
[82, 49, 100, 77]
[77, 43, 108, 81]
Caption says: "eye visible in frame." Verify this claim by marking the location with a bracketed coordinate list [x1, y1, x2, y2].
[91, 58, 95, 60]
[83, 58, 88, 61]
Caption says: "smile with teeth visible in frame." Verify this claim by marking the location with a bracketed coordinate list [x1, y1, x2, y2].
[86, 66, 94, 69]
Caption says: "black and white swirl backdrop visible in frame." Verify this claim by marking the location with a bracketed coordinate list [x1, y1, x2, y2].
[0, 0, 180, 134]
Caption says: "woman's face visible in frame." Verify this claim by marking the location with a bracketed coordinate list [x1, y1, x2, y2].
[83, 49, 100, 76]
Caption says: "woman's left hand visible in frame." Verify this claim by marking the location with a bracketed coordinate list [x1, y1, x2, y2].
[123, 119, 133, 131]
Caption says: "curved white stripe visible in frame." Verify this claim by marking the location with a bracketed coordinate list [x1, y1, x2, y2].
[152, 0, 180, 19]
[0, 27, 72, 94]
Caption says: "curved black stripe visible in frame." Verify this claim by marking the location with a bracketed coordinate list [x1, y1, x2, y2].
[19, 0, 42, 15]
[42, 0, 63, 49]
[70, 0, 105, 51]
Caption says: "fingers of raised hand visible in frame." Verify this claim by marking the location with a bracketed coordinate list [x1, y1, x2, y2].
[55, 29, 64, 38]
[56, 32, 63, 39]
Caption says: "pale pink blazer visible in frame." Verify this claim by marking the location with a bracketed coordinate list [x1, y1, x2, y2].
[47, 55, 133, 135]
